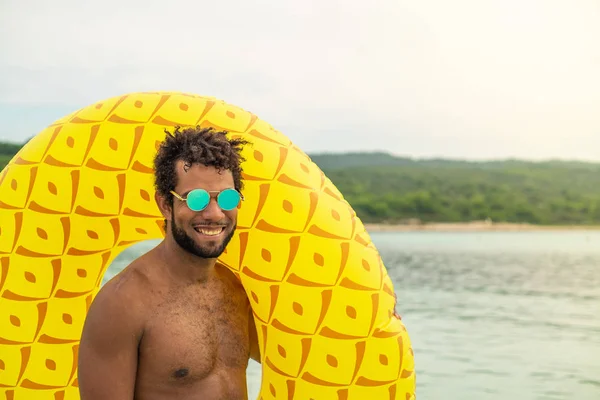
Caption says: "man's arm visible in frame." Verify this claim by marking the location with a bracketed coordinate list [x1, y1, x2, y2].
[78, 282, 144, 399]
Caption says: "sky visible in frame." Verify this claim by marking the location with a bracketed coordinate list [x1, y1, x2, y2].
[1, 0, 599, 161]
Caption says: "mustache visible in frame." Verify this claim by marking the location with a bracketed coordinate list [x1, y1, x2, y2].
[191, 221, 229, 226]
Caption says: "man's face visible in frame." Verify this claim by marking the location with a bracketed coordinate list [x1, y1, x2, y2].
[168, 162, 239, 259]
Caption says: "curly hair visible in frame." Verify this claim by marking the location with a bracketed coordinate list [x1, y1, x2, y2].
[153, 126, 249, 205]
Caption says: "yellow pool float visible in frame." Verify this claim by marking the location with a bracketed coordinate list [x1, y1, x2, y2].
[0, 92, 415, 399]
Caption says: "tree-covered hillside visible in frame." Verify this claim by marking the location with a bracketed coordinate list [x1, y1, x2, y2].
[0, 141, 21, 170]
[310, 153, 600, 225]
[2, 142, 599, 225]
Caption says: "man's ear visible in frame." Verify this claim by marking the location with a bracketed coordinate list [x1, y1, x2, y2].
[155, 191, 172, 221]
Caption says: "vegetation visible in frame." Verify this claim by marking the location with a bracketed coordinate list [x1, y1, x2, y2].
[310, 152, 600, 225]
[2, 141, 599, 225]
[0, 141, 21, 170]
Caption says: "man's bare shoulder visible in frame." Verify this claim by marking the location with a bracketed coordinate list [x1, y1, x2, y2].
[214, 262, 244, 289]
[100, 260, 150, 303]
[86, 252, 160, 331]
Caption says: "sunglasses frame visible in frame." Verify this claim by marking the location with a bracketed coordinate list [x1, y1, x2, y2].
[170, 188, 244, 211]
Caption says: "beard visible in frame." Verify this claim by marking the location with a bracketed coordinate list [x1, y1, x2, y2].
[170, 208, 235, 259]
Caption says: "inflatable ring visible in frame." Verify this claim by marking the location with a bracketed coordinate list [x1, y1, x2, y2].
[0, 92, 415, 399]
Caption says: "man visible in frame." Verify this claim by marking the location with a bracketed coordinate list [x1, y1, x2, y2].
[78, 126, 260, 399]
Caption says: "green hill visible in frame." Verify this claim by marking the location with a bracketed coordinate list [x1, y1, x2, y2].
[309, 152, 600, 225]
[2, 142, 600, 225]
[0, 141, 21, 170]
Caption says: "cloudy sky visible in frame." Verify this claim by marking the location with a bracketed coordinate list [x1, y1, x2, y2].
[1, 0, 599, 160]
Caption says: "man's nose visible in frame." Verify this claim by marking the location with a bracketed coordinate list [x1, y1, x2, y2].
[200, 198, 225, 221]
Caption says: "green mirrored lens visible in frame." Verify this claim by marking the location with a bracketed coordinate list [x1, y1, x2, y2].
[186, 189, 210, 211]
[217, 189, 241, 211]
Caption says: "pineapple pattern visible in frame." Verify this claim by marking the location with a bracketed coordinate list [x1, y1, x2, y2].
[0, 92, 416, 400]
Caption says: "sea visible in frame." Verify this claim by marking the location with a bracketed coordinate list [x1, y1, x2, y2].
[102, 231, 600, 400]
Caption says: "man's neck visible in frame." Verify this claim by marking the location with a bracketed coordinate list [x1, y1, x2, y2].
[157, 236, 216, 285]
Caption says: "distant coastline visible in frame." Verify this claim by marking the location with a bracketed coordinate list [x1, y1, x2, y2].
[6, 144, 600, 229]
[364, 221, 600, 232]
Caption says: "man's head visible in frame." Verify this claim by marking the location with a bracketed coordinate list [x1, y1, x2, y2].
[153, 126, 249, 259]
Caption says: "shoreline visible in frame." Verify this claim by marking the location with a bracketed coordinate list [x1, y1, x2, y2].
[364, 221, 600, 232]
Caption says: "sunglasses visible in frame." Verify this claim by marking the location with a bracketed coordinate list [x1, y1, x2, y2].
[170, 188, 244, 212]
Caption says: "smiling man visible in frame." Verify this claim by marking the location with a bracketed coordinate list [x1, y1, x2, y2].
[78, 126, 260, 400]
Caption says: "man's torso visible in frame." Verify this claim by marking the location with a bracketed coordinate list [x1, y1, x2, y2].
[114, 257, 252, 399]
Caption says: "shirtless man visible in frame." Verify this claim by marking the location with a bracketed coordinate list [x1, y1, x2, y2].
[78, 126, 260, 399]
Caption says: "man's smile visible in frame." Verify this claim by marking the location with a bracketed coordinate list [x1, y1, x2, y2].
[192, 225, 226, 237]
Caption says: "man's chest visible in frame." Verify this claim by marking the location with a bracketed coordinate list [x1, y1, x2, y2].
[138, 289, 251, 383]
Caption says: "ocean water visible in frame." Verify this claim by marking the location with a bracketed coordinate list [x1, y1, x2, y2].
[102, 231, 600, 399]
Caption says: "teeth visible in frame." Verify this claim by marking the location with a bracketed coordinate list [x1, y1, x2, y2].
[194, 227, 223, 236]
